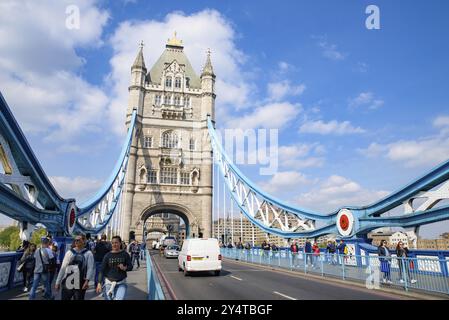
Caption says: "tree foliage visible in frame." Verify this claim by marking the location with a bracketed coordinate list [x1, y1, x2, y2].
[0, 226, 19, 249]
[0, 226, 48, 251]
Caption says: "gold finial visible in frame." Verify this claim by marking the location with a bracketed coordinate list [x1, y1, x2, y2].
[167, 31, 183, 47]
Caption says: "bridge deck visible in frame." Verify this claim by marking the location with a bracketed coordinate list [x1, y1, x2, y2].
[150, 251, 408, 300]
[0, 260, 148, 300]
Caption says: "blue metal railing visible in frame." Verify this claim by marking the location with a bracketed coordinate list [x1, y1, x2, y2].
[145, 249, 165, 300]
[221, 248, 449, 296]
[0, 252, 23, 292]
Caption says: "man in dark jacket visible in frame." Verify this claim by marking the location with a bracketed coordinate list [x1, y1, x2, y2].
[304, 240, 312, 266]
[93, 234, 111, 287]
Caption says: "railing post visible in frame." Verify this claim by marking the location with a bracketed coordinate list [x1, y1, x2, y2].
[341, 254, 346, 280]
[321, 253, 324, 277]
[278, 250, 281, 267]
[304, 252, 307, 274]
[401, 257, 408, 291]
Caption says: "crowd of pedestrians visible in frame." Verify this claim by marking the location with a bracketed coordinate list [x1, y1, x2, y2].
[17, 232, 141, 300]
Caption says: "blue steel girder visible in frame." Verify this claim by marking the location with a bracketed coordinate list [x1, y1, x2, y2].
[207, 116, 449, 239]
[0, 90, 137, 235]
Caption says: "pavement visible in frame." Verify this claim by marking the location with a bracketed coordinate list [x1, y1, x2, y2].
[0, 259, 148, 300]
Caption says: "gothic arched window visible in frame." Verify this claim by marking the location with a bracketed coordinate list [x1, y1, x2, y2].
[162, 131, 178, 148]
[174, 96, 181, 106]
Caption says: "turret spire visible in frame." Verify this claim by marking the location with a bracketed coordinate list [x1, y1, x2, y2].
[201, 48, 215, 77]
[132, 40, 146, 70]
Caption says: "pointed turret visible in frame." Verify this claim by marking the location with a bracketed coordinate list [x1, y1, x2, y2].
[127, 41, 147, 124]
[132, 41, 147, 71]
[201, 49, 215, 78]
[200, 49, 216, 121]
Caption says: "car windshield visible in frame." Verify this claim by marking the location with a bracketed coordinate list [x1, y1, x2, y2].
[168, 245, 179, 251]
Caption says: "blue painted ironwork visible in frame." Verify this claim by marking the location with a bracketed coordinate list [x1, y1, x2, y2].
[222, 248, 449, 295]
[145, 249, 165, 300]
[0, 91, 137, 235]
[0, 252, 23, 292]
[208, 116, 449, 239]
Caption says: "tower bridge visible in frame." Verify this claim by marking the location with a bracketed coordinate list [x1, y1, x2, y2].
[1, 35, 449, 299]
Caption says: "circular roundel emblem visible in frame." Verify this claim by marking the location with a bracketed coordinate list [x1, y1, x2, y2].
[336, 209, 354, 237]
[66, 202, 77, 235]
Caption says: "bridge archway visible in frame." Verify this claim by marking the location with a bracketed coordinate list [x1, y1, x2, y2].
[140, 203, 200, 243]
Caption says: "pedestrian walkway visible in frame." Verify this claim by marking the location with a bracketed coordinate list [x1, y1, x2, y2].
[0, 264, 148, 300]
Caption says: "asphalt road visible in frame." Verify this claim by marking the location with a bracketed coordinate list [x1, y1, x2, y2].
[151, 251, 409, 300]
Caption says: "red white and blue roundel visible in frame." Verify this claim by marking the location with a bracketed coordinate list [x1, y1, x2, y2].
[336, 209, 354, 237]
[66, 202, 77, 235]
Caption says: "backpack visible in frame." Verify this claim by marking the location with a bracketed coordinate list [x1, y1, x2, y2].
[344, 246, 349, 255]
[291, 244, 298, 253]
[63, 248, 88, 289]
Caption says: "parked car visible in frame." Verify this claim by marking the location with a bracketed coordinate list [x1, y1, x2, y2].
[164, 245, 180, 258]
[178, 238, 222, 276]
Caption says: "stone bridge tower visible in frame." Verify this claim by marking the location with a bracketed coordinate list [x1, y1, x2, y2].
[121, 34, 215, 242]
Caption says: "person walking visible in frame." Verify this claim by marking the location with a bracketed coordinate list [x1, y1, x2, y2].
[96, 236, 132, 300]
[326, 240, 337, 265]
[378, 240, 392, 284]
[396, 242, 417, 284]
[337, 240, 347, 265]
[93, 234, 111, 287]
[28, 238, 54, 300]
[304, 240, 312, 267]
[55, 234, 95, 300]
[130, 240, 141, 269]
[18, 243, 36, 292]
[290, 241, 299, 267]
[312, 242, 320, 269]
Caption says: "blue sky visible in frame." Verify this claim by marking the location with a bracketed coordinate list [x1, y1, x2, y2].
[0, 0, 449, 238]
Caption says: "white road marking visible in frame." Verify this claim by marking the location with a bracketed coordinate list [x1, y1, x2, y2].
[273, 291, 297, 300]
[230, 275, 243, 281]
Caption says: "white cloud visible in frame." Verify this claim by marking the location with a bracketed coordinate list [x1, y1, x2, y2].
[296, 175, 390, 213]
[354, 62, 369, 73]
[260, 171, 311, 194]
[434, 116, 449, 127]
[278, 143, 326, 169]
[50, 176, 103, 203]
[227, 102, 302, 129]
[0, 0, 110, 142]
[359, 116, 449, 168]
[267, 80, 306, 101]
[299, 120, 365, 135]
[277, 61, 296, 73]
[349, 92, 384, 110]
[314, 36, 345, 61]
[361, 138, 449, 168]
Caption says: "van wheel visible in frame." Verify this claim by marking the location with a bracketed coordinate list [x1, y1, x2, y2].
[214, 270, 220, 276]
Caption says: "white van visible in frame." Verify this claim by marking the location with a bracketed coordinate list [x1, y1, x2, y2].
[178, 238, 222, 276]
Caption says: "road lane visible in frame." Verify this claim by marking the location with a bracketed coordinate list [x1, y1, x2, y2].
[150, 251, 408, 300]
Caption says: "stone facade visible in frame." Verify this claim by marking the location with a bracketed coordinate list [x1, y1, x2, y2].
[121, 35, 215, 242]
